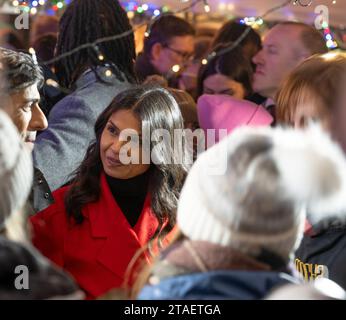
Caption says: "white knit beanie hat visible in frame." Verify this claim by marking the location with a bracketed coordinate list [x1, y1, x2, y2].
[178, 125, 346, 262]
[0, 110, 33, 231]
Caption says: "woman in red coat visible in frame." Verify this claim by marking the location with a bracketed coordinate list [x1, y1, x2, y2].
[30, 85, 189, 299]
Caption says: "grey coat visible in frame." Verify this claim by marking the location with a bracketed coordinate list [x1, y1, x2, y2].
[33, 67, 132, 192]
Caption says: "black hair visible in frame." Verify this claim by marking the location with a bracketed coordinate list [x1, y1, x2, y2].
[0, 47, 44, 93]
[143, 14, 195, 56]
[54, 0, 137, 89]
[65, 84, 189, 249]
[196, 43, 253, 98]
[212, 20, 261, 53]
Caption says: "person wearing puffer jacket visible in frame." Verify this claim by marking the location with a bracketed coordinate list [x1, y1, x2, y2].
[136, 125, 346, 300]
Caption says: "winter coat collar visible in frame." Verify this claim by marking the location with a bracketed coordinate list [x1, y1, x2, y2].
[150, 240, 274, 282]
[81, 173, 157, 282]
[75, 65, 126, 91]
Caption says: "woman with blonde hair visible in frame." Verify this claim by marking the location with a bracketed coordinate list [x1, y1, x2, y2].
[276, 52, 346, 152]
[276, 52, 346, 290]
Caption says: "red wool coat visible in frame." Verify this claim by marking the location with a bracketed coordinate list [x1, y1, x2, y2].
[30, 174, 163, 299]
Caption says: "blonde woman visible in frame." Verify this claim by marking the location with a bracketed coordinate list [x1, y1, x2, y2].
[276, 52, 346, 290]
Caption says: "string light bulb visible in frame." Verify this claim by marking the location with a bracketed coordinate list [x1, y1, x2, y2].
[105, 69, 113, 77]
[172, 65, 181, 73]
[203, 0, 210, 12]
[94, 45, 105, 61]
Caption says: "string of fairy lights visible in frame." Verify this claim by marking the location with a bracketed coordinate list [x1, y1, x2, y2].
[0, 0, 340, 87]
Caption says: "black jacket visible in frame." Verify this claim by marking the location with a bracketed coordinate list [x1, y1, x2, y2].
[0, 236, 82, 299]
[27, 168, 54, 214]
[295, 221, 346, 290]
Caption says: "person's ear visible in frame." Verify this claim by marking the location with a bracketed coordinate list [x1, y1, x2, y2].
[151, 42, 163, 61]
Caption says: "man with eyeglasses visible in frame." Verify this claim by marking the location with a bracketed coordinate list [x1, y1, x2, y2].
[135, 15, 195, 88]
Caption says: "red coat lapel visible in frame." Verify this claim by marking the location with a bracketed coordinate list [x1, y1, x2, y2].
[85, 174, 158, 281]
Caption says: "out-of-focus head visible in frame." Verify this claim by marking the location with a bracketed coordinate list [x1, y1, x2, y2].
[167, 88, 198, 129]
[197, 43, 253, 99]
[30, 15, 59, 45]
[252, 22, 327, 99]
[144, 15, 195, 75]
[32, 33, 58, 64]
[276, 52, 346, 154]
[0, 110, 33, 241]
[212, 20, 261, 61]
[177, 125, 346, 264]
[0, 47, 47, 151]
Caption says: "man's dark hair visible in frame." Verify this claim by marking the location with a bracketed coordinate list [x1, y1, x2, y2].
[212, 20, 261, 51]
[54, 0, 137, 89]
[143, 15, 195, 56]
[0, 47, 44, 93]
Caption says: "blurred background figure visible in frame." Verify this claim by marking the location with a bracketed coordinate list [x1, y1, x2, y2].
[212, 20, 261, 64]
[29, 15, 59, 47]
[251, 22, 328, 121]
[135, 14, 195, 88]
[178, 36, 212, 100]
[32, 32, 66, 118]
[196, 43, 253, 100]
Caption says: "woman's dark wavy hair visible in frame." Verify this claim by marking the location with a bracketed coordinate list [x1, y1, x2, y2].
[55, 0, 137, 89]
[64, 85, 189, 247]
[196, 43, 253, 99]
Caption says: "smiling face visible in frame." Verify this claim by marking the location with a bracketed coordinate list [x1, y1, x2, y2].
[100, 109, 150, 179]
[203, 74, 246, 99]
[3, 83, 48, 151]
[252, 25, 309, 99]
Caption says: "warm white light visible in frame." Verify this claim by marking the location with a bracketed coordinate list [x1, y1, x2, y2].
[127, 11, 134, 19]
[218, 3, 226, 10]
[12, 0, 19, 6]
[204, 4, 210, 12]
[98, 54, 104, 61]
[201, 59, 208, 65]
[46, 79, 59, 88]
[105, 70, 113, 77]
[172, 65, 181, 73]
[39, 0, 45, 5]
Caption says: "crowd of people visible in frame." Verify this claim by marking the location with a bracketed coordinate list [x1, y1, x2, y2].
[0, 0, 346, 300]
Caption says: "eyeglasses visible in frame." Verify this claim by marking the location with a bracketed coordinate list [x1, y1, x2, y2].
[163, 44, 194, 61]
